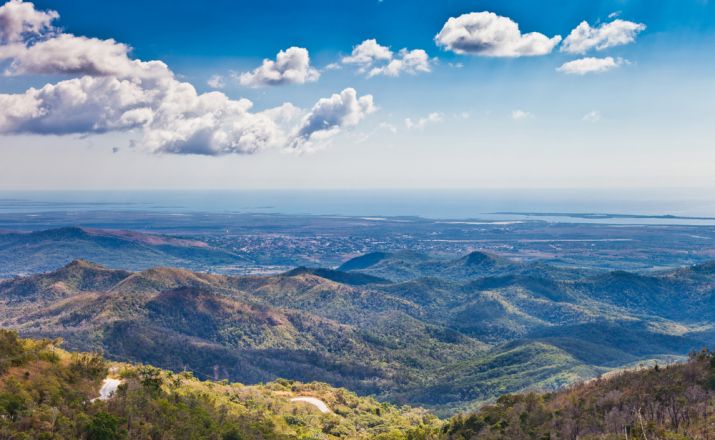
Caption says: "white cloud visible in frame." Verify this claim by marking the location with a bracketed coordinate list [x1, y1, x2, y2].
[0, 33, 170, 79]
[0, 72, 292, 155]
[342, 39, 432, 77]
[368, 48, 431, 77]
[561, 19, 646, 54]
[405, 112, 443, 130]
[0, 2, 372, 156]
[237, 47, 319, 87]
[207, 74, 225, 89]
[289, 88, 376, 153]
[557, 56, 622, 75]
[342, 39, 392, 66]
[0, 3, 163, 80]
[582, 110, 602, 123]
[0, 0, 56, 43]
[435, 12, 561, 57]
[511, 110, 533, 121]
[324, 62, 342, 71]
[0, 76, 153, 135]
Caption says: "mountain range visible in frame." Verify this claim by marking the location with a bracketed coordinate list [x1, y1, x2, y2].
[3, 248, 715, 414]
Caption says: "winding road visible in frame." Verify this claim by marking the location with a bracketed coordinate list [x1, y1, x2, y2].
[290, 396, 332, 414]
[92, 378, 122, 402]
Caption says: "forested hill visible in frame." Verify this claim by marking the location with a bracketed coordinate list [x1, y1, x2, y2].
[4, 330, 715, 439]
[0, 330, 441, 439]
[3, 255, 715, 414]
[443, 350, 715, 439]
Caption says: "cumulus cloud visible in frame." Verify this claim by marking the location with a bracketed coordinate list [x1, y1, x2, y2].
[342, 39, 392, 66]
[435, 12, 561, 57]
[0, 71, 291, 155]
[0, 34, 171, 78]
[561, 19, 646, 54]
[557, 56, 622, 75]
[289, 87, 376, 153]
[405, 112, 443, 130]
[511, 110, 533, 121]
[342, 39, 432, 77]
[0, 0, 56, 43]
[0, 1, 373, 156]
[237, 47, 319, 87]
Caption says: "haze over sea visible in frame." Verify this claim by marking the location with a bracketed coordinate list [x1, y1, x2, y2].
[1, 189, 715, 225]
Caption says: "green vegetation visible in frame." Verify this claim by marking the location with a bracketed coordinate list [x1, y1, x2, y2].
[0, 330, 441, 439]
[441, 349, 715, 439]
[6, 330, 715, 439]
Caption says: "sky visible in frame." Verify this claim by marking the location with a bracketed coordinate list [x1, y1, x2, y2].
[0, 0, 714, 190]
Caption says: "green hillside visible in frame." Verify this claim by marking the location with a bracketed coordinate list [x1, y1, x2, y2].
[4, 330, 715, 439]
[441, 350, 715, 439]
[0, 330, 441, 440]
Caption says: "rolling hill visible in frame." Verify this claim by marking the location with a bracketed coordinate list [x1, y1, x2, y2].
[442, 350, 715, 439]
[0, 330, 442, 439]
[4, 330, 713, 439]
[2, 252, 715, 414]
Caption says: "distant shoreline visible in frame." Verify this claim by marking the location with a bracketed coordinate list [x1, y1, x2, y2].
[495, 212, 715, 221]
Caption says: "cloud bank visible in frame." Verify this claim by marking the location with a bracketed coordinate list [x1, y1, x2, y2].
[435, 12, 561, 57]
[0, 1, 373, 155]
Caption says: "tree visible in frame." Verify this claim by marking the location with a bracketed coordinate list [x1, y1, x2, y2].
[86, 412, 125, 440]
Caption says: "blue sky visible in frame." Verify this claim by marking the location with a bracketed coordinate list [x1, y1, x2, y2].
[0, 0, 714, 190]
[26, 0, 714, 57]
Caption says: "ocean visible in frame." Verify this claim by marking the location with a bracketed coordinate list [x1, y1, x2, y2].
[1, 189, 715, 225]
